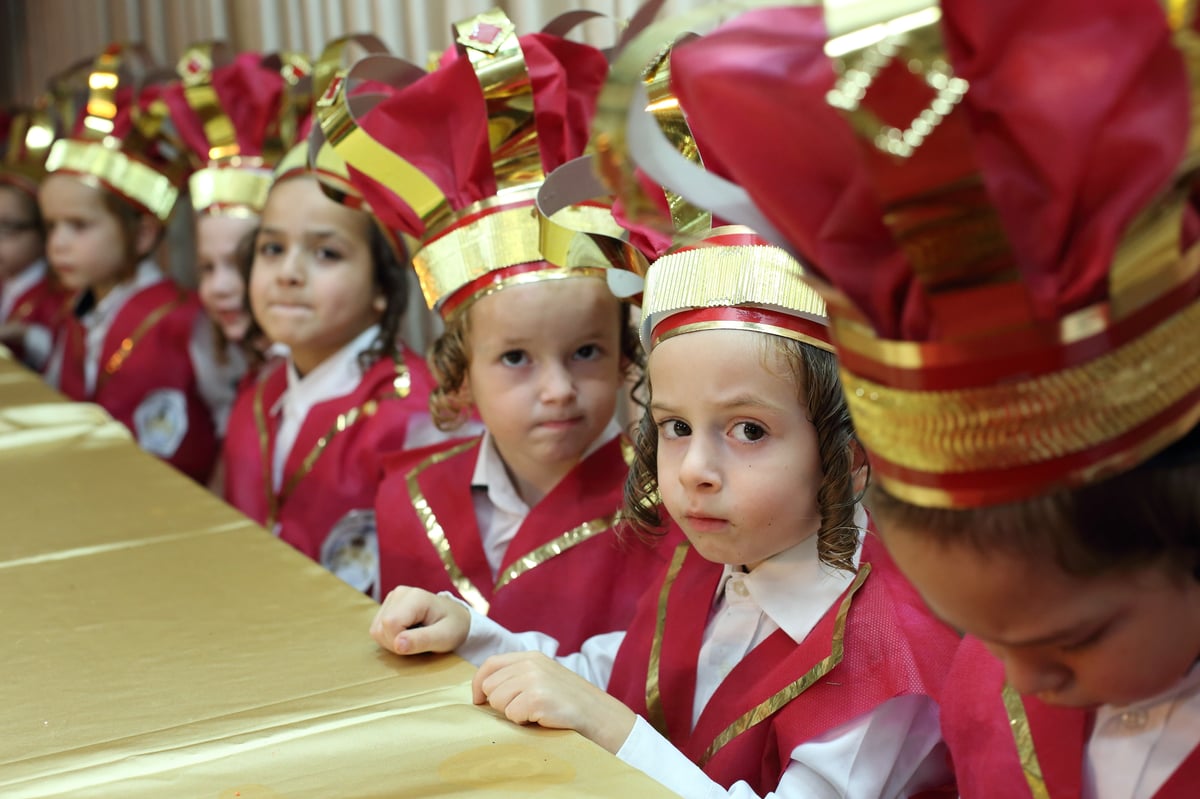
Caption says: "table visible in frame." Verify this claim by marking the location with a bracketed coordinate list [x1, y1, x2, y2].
[0, 350, 678, 798]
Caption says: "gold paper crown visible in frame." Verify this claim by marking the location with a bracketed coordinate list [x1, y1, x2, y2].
[175, 44, 312, 217]
[44, 44, 187, 221]
[640, 226, 831, 352]
[318, 8, 624, 318]
[0, 103, 57, 195]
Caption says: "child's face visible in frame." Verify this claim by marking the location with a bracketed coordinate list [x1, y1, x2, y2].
[648, 329, 823, 570]
[463, 277, 625, 497]
[39, 174, 141, 296]
[249, 176, 381, 375]
[196, 214, 255, 342]
[0, 186, 42, 280]
[883, 525, 1200, 708]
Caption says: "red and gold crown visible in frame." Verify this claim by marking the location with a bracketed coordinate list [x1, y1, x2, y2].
[43, 43, 188, 221]
[162, 43, 310, 217]
[611, 0, 1200, 508]
[315, 8, 634, 319]
[0, 100, 57, 197]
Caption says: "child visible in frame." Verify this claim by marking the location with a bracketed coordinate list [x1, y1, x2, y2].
[319, 10, 673, 648]
[39, 44, 219, 483]
[219, 127, 436, 591]
[0, 105, 69, 372]
[370, 228, 959, 797]
[163, 46, 308, 439]
[654, 2, 1200, 795]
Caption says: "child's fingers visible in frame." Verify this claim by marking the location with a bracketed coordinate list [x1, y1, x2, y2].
[472, 651, 530, 705]
[370, 586, 436, 653]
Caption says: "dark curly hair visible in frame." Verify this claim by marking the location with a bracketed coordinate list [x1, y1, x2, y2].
[868, 422, 1200, 581]
[625, 334, 865, 574]
[427, 290, 644, 432]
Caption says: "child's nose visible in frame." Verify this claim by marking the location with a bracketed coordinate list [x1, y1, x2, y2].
[275, 249, 304, 284]
[538, 362, 576, 403]
[678, 439, 721, 491]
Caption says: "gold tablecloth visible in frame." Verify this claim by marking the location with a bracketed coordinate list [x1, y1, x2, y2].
[0, 352, 677, 798]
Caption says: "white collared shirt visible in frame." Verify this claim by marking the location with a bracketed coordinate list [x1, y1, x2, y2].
[270, 324, 379, 490]
[1086, 661, 1200, 799]
[455, 508, 949, 798]
[188, 313, 247, 438]
[0, 258, 54, 370]
[470, 419, 621, 578]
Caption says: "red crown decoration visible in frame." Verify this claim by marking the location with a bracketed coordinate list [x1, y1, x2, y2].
[613, 0, 1200, 507]
[315, 8, 639, 318]
[43, 43, 189, 221]
[161, 43, 307, 217]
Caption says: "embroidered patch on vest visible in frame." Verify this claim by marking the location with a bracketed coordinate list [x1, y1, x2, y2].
[133, 388, 188, 457]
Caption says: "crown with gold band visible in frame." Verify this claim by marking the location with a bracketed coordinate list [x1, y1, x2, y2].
[0, 102, 57, 196]
[43, 43, 188, 221]
[615, 0, 1200, 508]
[315, 8, 627, 318]
[162, 43, 310, 217]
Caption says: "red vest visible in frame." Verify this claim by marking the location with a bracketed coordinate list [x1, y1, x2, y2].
[942, 636, 1200, 798]
[606, 536, 959, 795]
[58, 282, 217, 483]
[2, 270, 72, 372]
[223, 346, 435, 571]
[375, 435, 678, 653]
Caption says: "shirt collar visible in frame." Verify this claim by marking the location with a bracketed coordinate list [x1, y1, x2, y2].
[1096, 659, 1200, 724]
[74, 259, 162, 322]
[470, 419, 622, 514]
[271, 324, 380, 417]
[719, 504, 867, 644]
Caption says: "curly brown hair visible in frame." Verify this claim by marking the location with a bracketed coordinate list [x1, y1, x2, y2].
[427, 290, 644, 432]
[868, 422, 1200, 581]
[625, 334, 865, 573]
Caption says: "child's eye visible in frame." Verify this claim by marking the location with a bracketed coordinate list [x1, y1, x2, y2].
[256, 241, 283, 258]
[500, 350, 529, 367]
[315, 247, 344, 262]
[573, 343, 601, 360]
[731, 422, 766, 442]
[658, 419, 691, 440]
[198, 262, 215, 275]
[1060, 623, 1109, 653]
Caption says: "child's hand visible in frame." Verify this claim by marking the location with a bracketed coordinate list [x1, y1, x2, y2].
[0, 322, 27, 342]
[473, 651, 637, 754]
[369, 587, 470, 655]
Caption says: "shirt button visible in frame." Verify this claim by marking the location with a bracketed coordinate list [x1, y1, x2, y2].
[731, 581, 749, 598]
[1119, 710, 1148, 730]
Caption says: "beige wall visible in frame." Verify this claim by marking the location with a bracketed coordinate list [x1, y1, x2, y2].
[2, 0, 700, 106]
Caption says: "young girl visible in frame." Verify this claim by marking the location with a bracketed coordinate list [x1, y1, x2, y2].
[163, 47, 308, 440]
[370, 228, 959, 797]
[655, 2, 1200, 795]
[319, 10, 673, 650]
[219, 134, 436, 591]
[0, 106, 69, 372]
[39, 45, 219, 483]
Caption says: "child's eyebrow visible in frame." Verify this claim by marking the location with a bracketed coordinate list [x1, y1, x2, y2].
[713, 394, 785, 412]
[989, 619, 1102, 648]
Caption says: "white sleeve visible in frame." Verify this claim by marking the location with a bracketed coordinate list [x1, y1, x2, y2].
[616, 694, 948, 799]
[187, 314, 243, 436]
[452, 596, 626, 688]
[21, 324, 53, 371]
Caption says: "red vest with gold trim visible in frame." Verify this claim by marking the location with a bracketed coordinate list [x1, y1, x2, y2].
[942, 636, 1200, 799]
[2, 271, 72, 372]
[374, 435, 678, 653]
[222, 346, 435, 570]
[58, 282, 217, 483]
[606, 537, 959, 794]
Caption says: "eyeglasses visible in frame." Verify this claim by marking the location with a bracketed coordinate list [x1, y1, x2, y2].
[0, 220, 38, 239]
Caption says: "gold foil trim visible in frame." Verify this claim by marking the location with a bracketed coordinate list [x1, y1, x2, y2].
[643, 243, 827, 330]
[843, 296, 1200, 476]
[1001, 685, 1052, 799]
[258, 352, 412, 529]
[493, 511, 623, 591]
[45, 139, 179, 221]
[646, 543, 690, 738]
[655, 320, 834, 355]
[98, 291, 188, 391]
[699, 563, 871, 767]
[188, 167, 273, 215]
[412, 197, 544, 309]
[406, 438, 490, 613]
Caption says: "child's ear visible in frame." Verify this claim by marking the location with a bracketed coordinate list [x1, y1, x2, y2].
[850, 440, 870, 496]
[134, 214, 162, 259]
[372, 292, 386, 314]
